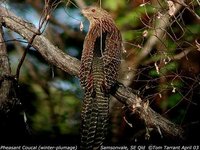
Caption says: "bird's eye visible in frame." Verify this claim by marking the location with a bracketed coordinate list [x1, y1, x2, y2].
[91, 9, 96, 12]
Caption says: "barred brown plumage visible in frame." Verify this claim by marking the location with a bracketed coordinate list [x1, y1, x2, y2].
[79, 6, 122, 149]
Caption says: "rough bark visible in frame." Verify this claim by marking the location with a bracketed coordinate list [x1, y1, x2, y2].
[0, 14, 28, 142]
[0, 15, 13, 114]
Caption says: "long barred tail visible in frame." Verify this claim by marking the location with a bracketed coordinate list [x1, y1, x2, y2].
[80, 58, 109, 150]
[80, 91, 109, 149]
[94, 92, 109, 148]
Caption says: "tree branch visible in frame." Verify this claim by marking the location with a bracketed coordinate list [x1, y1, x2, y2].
[120, 1, 184, 86]
[113, 82, 184, 140]
[0, 14, 12, 108]
[0, 7, 80, 76]
[0, 6, 184, 140]
[0, 13, 21, 118]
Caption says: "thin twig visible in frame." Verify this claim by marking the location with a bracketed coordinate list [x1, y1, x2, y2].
[120, 0, 184, 86]
[15, 34, 37, 81]
[15, 0, 61, 81]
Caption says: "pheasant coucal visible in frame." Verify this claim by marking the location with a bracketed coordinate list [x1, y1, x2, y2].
[79, 6, 122, 149]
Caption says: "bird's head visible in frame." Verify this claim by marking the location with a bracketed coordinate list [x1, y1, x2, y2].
[81, 6, 112, 24]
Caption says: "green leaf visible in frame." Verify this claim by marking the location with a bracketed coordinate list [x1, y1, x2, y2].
[104, 0, 125, 11]
[160, 62, 178, 74]
[165, 93, 182, 108]
[117, 5, 155, 28]
[122, 30, 142, 41]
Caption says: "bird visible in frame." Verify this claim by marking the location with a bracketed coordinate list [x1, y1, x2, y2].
[79, 6, 122, 149]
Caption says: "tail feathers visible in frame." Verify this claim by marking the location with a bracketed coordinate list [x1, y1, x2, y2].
[81, 93, 109, 150]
